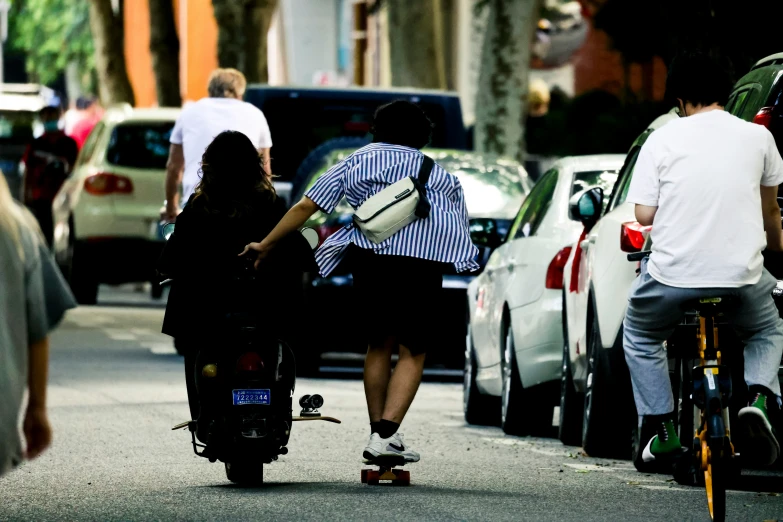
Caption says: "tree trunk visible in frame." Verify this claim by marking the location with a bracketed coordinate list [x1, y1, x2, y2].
[243, 0, 278, 84]
[212, 0, 245, 70]
[148, 0, 181, 106]
[474, 0, 541, 162]
[386, 0, 447, 89]
[88, 0, 135, 106]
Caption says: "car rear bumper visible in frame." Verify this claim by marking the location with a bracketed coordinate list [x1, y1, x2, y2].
[306, 273, 473, 368]
[510, 291, 563, 387]
[76, 238, 165, 284]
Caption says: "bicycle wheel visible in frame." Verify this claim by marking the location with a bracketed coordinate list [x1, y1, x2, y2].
[704, 438, 726, 522]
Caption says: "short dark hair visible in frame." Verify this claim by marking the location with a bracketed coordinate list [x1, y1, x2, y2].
[371, 100, 433, 149]
[39, 105, 61, 120]
[664, 51, 735, 108]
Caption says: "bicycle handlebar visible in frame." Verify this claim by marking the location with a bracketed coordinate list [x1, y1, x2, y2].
[626, 251, 652, 262]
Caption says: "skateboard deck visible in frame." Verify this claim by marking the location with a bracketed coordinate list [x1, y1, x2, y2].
[292, 416, 341, 423]
[361, 456, 410, 486]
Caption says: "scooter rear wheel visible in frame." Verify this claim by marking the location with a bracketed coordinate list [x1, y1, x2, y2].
[225, 460, 264, 485]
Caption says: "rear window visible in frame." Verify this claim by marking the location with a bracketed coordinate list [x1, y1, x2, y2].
[255, 95, 454, 181]
[0, 110, 36, 142]
[106, 122, 174, 169]
[572, 170, 619, 212]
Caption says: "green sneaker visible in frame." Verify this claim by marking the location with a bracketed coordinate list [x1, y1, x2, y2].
[642, 419, 682, 463]
[738, 389, 781, 467]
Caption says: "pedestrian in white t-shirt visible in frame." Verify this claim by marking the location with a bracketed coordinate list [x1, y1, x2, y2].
[163, 68, 273, 219]
[623, 52, 783, 468]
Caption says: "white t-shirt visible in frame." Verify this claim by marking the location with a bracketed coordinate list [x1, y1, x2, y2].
[627, 110, 783, 288]
[170, 97, 273, 205]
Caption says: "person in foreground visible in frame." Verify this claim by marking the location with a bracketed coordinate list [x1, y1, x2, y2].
[159, 131, 310, 448]
[241, 101, 478, 462]
[0, 173, 76, 477]
[623, 51, 783, 467]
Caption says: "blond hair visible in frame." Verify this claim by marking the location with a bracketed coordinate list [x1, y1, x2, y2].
[0, 171, 43, 261]
[207, 68, 248, 99]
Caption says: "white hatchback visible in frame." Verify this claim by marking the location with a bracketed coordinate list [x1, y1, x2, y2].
[464, 155, 625, 435]
[52, 105, 180, 304]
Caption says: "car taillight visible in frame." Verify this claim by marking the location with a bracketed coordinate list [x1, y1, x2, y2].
[236, 352, 264, 373]
[545, 246, 573, 290]
[753, 106, 774, 129]
[316, 224, 342, 244]
[84, 173, 134, 195]
[620, 222, 646, 252]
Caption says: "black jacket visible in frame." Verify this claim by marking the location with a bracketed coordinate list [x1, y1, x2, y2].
[159, 195, 315, 342]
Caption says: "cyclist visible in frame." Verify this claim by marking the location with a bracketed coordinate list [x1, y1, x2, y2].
[623, 51, 783, 467]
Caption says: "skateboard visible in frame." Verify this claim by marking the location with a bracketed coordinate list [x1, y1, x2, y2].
[361, 456, 410, 486]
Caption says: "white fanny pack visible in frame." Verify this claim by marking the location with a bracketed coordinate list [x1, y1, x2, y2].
[352, 156, 434, 244]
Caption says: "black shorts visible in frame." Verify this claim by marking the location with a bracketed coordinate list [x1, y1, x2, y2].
[348, 246, 445, 355]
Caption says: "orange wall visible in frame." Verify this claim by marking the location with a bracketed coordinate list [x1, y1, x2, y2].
[124, 0, 218, 107]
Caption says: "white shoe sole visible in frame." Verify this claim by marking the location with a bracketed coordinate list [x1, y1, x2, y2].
[738, 406, 780, 467]
[363, 448, 420, 463]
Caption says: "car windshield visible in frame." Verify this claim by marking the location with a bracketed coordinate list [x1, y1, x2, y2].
[435, 153, 531, 220]
[305, 150, 530, 222]
[572, 169, 619, 212]
[0, 110, 37, 142]
[105, 122, 174, 169]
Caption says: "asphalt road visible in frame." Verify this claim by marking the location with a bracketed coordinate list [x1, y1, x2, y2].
[2, 287, 782, 521]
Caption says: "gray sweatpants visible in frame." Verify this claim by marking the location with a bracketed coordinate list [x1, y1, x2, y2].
[623, 259, 783, 416]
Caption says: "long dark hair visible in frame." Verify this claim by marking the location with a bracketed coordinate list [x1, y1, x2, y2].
[191, 131, 276, 217]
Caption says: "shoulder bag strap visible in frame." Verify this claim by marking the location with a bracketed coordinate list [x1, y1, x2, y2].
[413, 155, 434, 219]
[418, 155, 434, 186]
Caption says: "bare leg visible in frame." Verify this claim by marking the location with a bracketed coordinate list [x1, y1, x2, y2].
[382, 343, 426, 424]
[364, 336, 396, 423]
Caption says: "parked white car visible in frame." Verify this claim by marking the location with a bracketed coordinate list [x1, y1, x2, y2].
[464, 154, 625, 435]
[558, 109, 679, 456]
[52, 105, 180, 304]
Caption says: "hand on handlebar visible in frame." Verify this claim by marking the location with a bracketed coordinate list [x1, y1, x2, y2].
[239, 241, 272, 269]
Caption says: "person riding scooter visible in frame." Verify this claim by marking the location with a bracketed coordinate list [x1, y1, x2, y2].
[158, 131, 314, 449]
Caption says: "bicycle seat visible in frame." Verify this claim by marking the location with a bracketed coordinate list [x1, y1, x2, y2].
[681, 295, 739, 316]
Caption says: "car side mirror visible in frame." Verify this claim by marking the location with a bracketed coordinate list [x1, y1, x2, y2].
[470, 218, 503, 249]
[161, 222, 176, 241]
[569, 187, 603, 227]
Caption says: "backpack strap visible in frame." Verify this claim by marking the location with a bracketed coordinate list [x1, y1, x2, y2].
[418, 155, 434, 186]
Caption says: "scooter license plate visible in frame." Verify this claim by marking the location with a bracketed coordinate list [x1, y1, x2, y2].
[232, 389, 271, 406]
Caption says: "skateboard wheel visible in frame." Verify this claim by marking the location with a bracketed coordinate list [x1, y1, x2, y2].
[396, 470, 411, 486]
[361, 469, 369, 483]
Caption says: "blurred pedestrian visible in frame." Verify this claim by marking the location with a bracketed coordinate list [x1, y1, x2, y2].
[69, 96, 103, 150]
[0, 173, 76, 477]
[162, 69, 273, 221]
[241, 101, 478, 463]
[22, 105, 78, 246]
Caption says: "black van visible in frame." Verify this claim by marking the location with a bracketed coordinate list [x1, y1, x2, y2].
[244, 86, 467, 197]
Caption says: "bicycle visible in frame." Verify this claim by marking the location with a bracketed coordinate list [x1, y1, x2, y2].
[627, 250, 741, 522]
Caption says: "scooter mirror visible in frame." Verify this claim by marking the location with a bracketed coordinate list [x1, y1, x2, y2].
[161, 222, 176, 241]
[301, 227, 319, 250]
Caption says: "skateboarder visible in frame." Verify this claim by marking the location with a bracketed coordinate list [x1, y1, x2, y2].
[240, 101, 479, 462]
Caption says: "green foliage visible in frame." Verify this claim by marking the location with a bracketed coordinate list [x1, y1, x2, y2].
[8, 0, 95, 89]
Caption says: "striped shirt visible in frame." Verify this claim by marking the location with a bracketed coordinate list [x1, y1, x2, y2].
[305, 143, 479, 277]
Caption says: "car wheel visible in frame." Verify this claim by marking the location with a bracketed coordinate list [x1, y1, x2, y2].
[559, 295, 583, 446]
[582, 307, 633, 458]
[68, 240, 99, 305]
[464, 324, 500, 426]
[501, 320, 553, 436]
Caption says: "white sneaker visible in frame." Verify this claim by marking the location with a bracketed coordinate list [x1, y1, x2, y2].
[363, 432, 420, 462]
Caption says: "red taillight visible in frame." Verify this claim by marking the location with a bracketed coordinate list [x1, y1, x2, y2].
[753, 106, 774, 129]
[84, 173, 134, 196]
[545, 246, 573, 290]
[236, 352, 264, 373]
[316, 224, 342, 244]
[620, 221, 647, 252]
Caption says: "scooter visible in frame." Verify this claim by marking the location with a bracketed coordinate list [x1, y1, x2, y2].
[163, 225, 340, 485]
